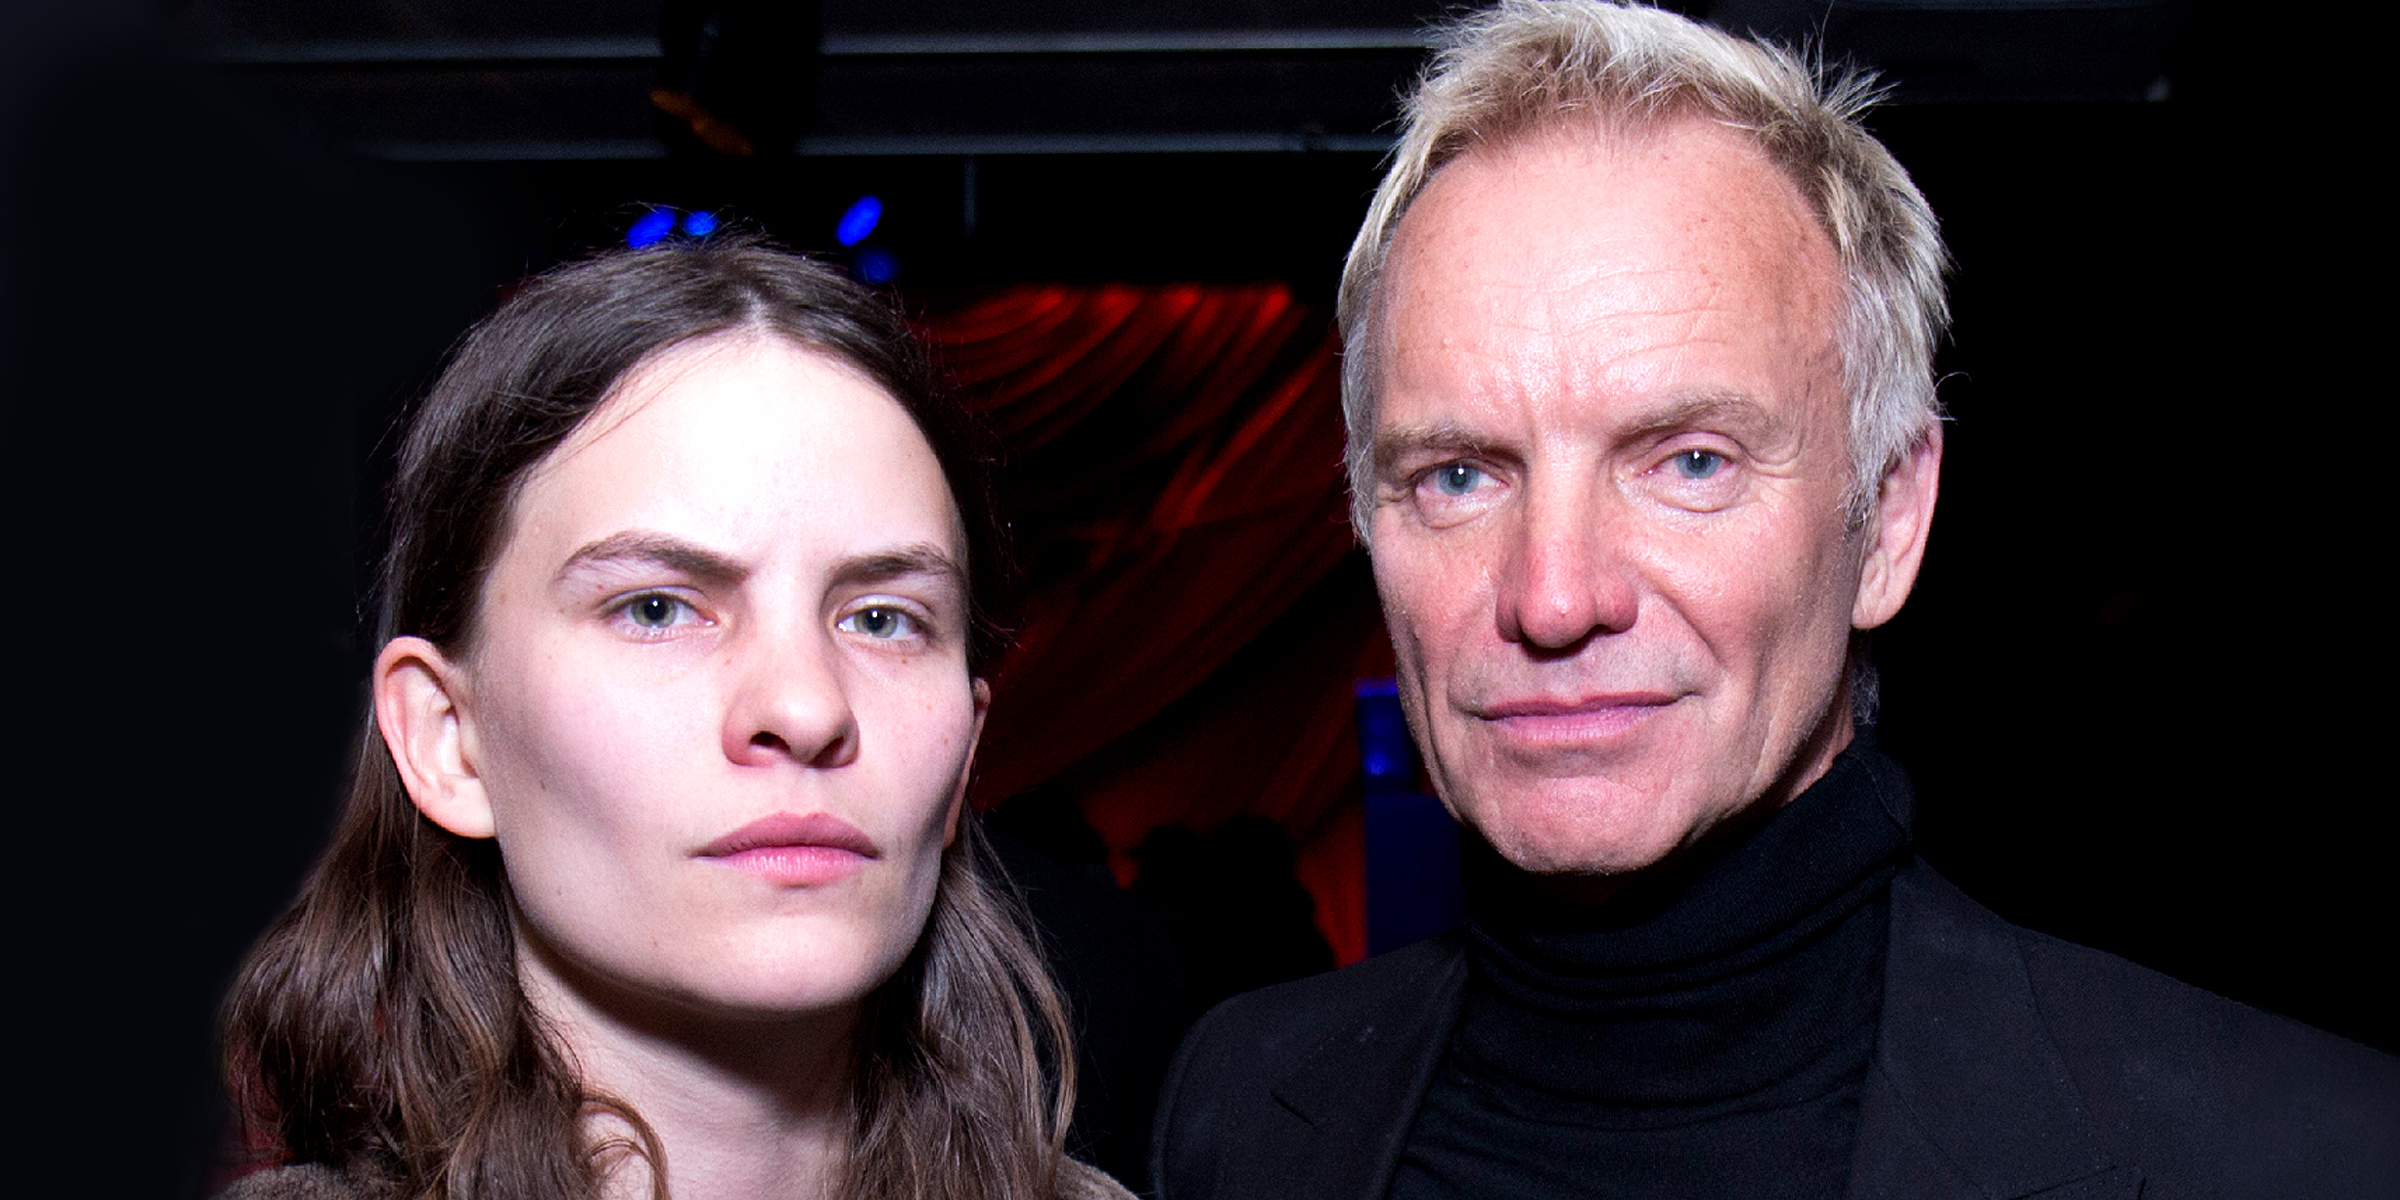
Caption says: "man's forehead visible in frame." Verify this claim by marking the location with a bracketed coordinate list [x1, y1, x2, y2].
[1374, 115, 1843, 425]
[1389, 117, 1835, 307]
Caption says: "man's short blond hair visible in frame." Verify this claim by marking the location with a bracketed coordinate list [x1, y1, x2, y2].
[1340, 0, 1949, 528]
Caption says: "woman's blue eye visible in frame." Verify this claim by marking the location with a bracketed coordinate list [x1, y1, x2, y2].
[843, 607, 916, 639]
[1429, 463, 1486, 497]
[626, 595, 684, 629]
[1670, 449, 1727, 480]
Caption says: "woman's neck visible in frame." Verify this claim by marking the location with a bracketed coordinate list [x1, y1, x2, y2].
[517, 935, 857, 1200]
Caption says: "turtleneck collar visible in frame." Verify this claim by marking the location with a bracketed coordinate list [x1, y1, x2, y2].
[1451, 735, 1914, 1119]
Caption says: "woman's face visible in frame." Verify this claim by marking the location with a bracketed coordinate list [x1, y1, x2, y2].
[433, 331, 984, 1019]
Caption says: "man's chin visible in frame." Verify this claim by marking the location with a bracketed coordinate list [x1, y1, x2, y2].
[1474, 810, 1700, 880]
[1444, 765, 1717, 871]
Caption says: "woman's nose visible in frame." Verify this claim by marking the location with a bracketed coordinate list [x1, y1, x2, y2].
[721, 626, 859, 769]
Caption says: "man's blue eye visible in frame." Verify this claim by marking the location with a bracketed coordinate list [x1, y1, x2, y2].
[627, 595, 683, 628]
[844, 607, 915, 639]
[1670, 449, 1726, 480]
[1430, 463, 1486, 497]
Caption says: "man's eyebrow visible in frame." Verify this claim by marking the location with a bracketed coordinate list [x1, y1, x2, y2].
[1370, 422, 1511, 476]
[1617, 393, 1786, 441]
[556, 531, 748, 585]
[829, 543, 967, 592]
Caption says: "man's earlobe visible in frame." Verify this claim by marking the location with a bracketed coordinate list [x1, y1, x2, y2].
[373, 636, 496, 840]
[1853, 427, 1943, 631]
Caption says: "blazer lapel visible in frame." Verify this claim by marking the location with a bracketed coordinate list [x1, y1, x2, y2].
[1848, 863, 2142, 1200]
[1266, 934, 1470, 1200]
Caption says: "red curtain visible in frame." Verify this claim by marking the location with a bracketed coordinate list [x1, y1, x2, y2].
[922, 283, 1389, 964]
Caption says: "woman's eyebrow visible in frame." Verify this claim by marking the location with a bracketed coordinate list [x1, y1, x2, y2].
[830, 543, 966, 592]
[556, 530, 748, 585]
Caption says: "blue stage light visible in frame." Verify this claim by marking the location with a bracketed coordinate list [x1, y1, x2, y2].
[1355, 676, 1463, 953]
[836, 196, 883, 246]
[857, 247, 900, 283]
[682, 210, 719, 237]
[1355, 682, 1415, 785]
[627, 209, 676, 248]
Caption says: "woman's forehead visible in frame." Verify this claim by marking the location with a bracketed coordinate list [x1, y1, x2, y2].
[507, 331, 966, 569]
[558, 329, 891, 464]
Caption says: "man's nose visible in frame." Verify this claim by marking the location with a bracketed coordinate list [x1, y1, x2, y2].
[1494, 482, 1639, 651]
[721, 625, 860, 769]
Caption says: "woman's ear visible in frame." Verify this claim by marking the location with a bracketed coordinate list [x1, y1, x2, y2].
[374, 636, 496, 839]
[943, 678, 994, 849]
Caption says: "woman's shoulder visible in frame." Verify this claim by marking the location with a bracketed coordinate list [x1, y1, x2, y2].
[218, 1158, 1126, 1200]
[211, 1164, 365, 1200]
[1059, 1157, 1139, 1200]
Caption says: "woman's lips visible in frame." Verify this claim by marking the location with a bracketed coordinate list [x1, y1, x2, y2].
[700, 812, 878, 886]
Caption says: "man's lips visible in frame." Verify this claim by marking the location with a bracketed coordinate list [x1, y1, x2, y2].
[1476, 691, 1680, 720]
[700, 812, 878, 886]
[1473, 691, 1681, 743]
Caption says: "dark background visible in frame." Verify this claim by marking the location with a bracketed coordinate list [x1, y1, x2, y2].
[3, 1, 2387, 1196]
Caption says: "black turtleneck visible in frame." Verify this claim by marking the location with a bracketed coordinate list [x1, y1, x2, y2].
[1387, 738, 1913, 1200]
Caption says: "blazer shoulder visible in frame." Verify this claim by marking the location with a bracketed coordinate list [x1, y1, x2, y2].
[1178, 934, 1466, 1071]
[1152, 935, 1467, 1200]
[2016, 916, 2399, 1179]
[1891, 862, 2400, 1193]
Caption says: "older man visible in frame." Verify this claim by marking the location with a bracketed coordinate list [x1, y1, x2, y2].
[1150, 4, 2396, 1198]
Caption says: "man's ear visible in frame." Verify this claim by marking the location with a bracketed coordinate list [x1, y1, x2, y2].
[373, 636, 495, 840]
[1853, 426, 1943, 631]
[943, 678, 993, 849]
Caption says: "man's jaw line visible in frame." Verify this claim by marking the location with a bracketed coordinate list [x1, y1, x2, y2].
[1495, 679, 1860, 902]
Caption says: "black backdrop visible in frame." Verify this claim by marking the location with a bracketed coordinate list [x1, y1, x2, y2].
[4, 4, 2389, 1196]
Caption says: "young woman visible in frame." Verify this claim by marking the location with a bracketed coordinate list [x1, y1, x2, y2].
[219, 241, 1130, 1200]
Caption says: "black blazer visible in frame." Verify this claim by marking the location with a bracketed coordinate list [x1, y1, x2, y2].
[1153, 862, 2399, 1200]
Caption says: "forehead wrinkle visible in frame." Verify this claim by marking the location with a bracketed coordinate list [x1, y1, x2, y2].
[1404, 254, 1756, 381]
[1423, 323, 1748, 426]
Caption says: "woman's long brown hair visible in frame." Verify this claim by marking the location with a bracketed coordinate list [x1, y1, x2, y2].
[222, 240, 1075, 1199]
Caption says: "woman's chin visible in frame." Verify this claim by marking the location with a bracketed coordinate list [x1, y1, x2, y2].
[523, 939, 890, 1036]
[673, 977, 883, 1023]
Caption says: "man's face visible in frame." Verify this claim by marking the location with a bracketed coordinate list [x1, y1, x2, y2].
[1366, 117, 1929, 878]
